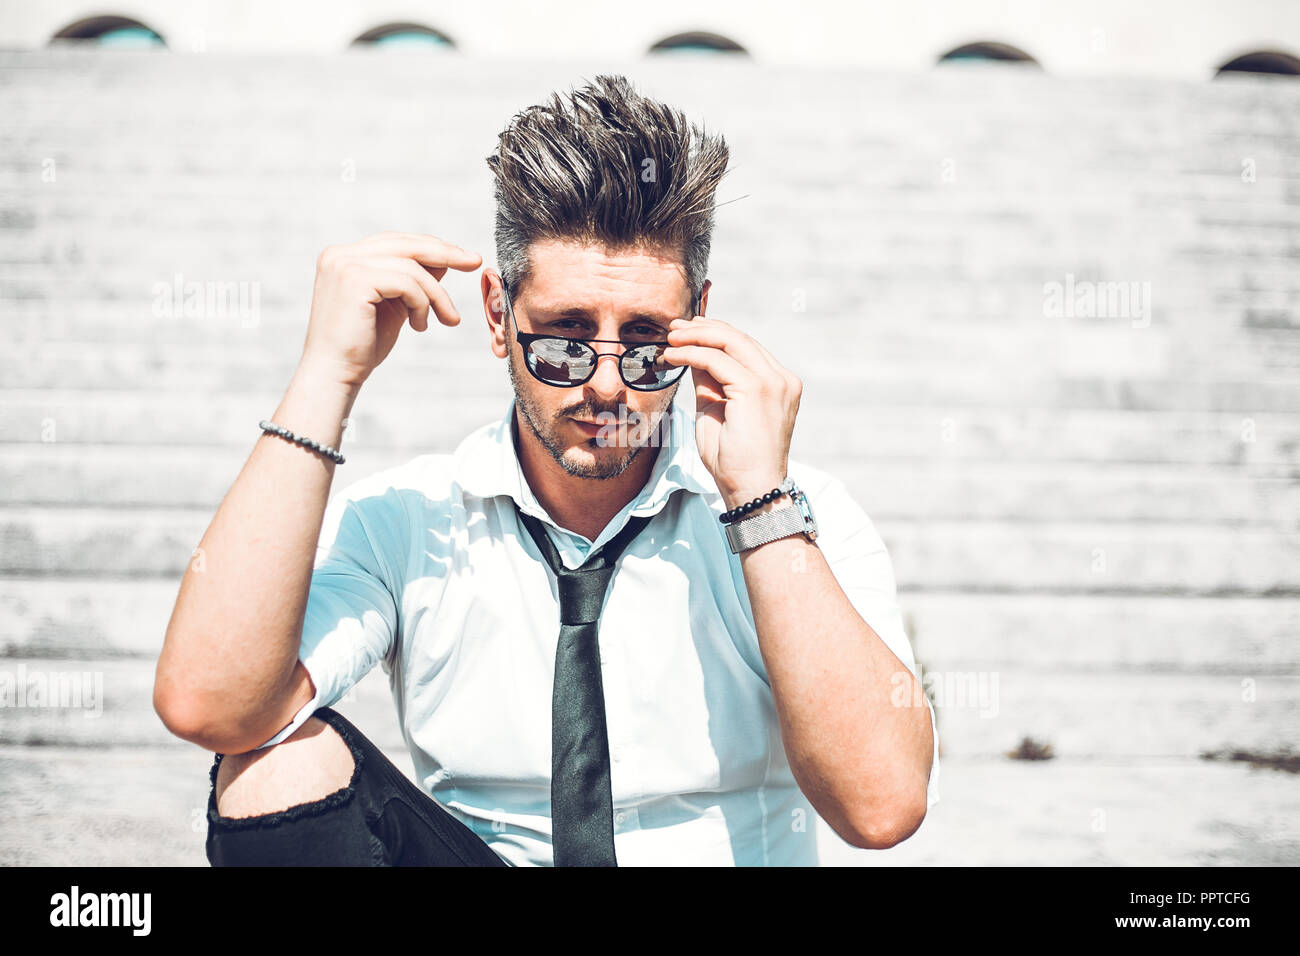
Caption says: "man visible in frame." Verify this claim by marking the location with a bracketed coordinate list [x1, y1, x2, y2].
[153, 74, 939, 866]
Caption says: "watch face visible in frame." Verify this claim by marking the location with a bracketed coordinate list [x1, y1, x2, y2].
[794, 489, 818, 541]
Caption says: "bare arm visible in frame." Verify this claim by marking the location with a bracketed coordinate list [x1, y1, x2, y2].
[153, 232, 481, 753]
[733, 505, 933, 850]
[153, 363, 359, 753]
[662, 314, 932, 848]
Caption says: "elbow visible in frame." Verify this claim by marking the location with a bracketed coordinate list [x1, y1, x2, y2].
[839, 792, 929, 850]
[153, 669, 198, 741]
[156, 686, 211, 749]
[153, 637, 220, 748]
[153, 678, 261, 754]
[153, 680, 218, 750]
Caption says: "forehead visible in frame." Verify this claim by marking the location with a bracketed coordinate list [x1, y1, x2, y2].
[520, 238, 691, 314]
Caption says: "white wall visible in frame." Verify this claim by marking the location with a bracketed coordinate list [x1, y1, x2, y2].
[1, 0, 1299, 78]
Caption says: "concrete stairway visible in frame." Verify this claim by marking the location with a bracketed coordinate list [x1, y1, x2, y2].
[1, 47, 1297, 864]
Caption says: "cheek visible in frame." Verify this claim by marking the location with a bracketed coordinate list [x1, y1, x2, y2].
[630, 398, 672, 433]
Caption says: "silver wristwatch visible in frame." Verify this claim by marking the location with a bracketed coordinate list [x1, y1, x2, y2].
[724, 477, 819, 554]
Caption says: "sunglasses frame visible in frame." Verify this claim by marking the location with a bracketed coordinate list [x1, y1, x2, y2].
[499, 277, 700, 392]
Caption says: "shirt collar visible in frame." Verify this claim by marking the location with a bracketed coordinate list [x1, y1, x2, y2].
[453, 381, 714, 521]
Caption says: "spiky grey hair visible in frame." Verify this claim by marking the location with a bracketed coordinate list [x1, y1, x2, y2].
[486, 74, 730, 310]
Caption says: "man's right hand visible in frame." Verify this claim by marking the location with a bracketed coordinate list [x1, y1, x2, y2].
[298, 231, 483, 389]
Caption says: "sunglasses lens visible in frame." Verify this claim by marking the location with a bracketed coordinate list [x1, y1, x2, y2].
[622, 345, 683, 391]
[523, 339, 684, 390]
[526, 339, 596, 385]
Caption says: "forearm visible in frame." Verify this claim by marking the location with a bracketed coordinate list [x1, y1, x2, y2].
[154, 360, 359, 740]
[735, 499, 933, 848]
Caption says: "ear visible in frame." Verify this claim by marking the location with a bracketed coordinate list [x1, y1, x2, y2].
[698, 279, 711, 317]
[483, 270, 508, 359]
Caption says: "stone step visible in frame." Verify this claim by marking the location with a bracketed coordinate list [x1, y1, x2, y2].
[4, 391, 1298, 465]
[7, 177, 1299, 222]
[2, 746, 1291, 865]
[12, 323, 1300, 397]
[6, 343, 1300, 412]
[5, 444, 1295, 526]
[2, 506, 1295, 592]
[929, 670, 1299, 758]
[0, 743, 217, 866]
[16, 300, 1300, 362]
[822, 755, 1300, 866]
[2, 655, 1295, 760]
[0, 657, 408, 754]
[3, 579, 1296, 670]
[2, 749, 1289, 868]
[903, 592, 1300, 671]
[880, 517, 1300, 594]
[6, 131, 1295, 196]
[60, 226, 1285, 272]
[840, 462, 1298, 527]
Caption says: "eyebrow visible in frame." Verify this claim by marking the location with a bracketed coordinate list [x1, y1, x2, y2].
[527, 306, 685, 326]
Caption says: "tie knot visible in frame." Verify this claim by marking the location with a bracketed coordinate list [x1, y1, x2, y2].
[557, 565, 615, 625]
[513, 502, 655, 626]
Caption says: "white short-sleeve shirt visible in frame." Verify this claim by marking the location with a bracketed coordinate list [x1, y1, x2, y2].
[261, 383, 940, 865]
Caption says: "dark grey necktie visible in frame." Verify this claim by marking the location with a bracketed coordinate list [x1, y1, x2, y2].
[514, 502, 653, 867]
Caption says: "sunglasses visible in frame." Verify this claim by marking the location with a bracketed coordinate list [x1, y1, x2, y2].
[500, 279, 698, 392]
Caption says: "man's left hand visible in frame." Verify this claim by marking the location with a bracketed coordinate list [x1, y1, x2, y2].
[663, 315, 802, 511]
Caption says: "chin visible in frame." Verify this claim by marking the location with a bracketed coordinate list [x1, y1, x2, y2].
[557, 440, 641, 480]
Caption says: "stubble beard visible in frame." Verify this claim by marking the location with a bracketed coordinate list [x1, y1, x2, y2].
[507, 346, 673, 481]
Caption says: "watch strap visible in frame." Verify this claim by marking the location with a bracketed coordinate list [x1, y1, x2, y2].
[725, 490, 817, 553]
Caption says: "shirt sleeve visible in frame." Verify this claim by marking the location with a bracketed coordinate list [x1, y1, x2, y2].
[252, 481, 403, 750]
[804, 473, 941, 812]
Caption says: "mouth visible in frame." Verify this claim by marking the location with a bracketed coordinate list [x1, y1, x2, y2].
[569, 417, 605, 436]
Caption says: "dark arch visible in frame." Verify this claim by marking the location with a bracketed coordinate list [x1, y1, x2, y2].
[51, 15, 165, 45]
[352, 22, 455, 49]
[649, 32, 748, 55]
[938, 41, 1039, 66]
[1215, 49, 1300, 76]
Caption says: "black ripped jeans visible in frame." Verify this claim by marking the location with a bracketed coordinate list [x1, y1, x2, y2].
[205, 706, 509, 866]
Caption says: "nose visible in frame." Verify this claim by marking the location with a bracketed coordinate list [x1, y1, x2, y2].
[585, 349, 627, 399]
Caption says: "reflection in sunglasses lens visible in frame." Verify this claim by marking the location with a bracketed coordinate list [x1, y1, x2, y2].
[525, 339, 682, 390]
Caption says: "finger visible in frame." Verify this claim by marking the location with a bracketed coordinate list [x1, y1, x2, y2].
[355, 234, 482, 273]
[365, 269, 432, 331]
[357, 231, 440, 276]
[689, 362, 727, 408]
[667, 318, 780, 377]
[724, 323, 787, 377]
[366, 255, 461, 327]
[661, 343, 753, 389]
[687, 317, 801, 390]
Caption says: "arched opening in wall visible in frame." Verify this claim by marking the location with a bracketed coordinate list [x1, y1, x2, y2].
[937, 41, 1039, 67]
[1215, 50, 1300, 77]
[51, 16, 165, 47]
[352, 23, 456, 51]
[649, 32, 748, 56]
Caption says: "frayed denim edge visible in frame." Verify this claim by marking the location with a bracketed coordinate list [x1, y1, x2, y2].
[206, 708, 367, 833]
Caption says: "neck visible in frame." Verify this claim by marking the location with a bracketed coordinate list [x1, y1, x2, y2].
[512, 407, 660, 542]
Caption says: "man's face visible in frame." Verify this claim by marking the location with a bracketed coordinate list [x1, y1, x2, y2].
[487, 239, 702, 480]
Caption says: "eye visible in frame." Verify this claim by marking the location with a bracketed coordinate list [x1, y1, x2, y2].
[626, 324, 665, 341]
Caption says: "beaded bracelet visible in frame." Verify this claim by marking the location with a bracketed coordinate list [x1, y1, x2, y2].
[719, 483, 788, 525]
[259, 419, 345, 465]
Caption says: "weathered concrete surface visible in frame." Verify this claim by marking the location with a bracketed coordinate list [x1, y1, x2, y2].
[2, 48, 1298, 865]
[3, 746, 1295, 866]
